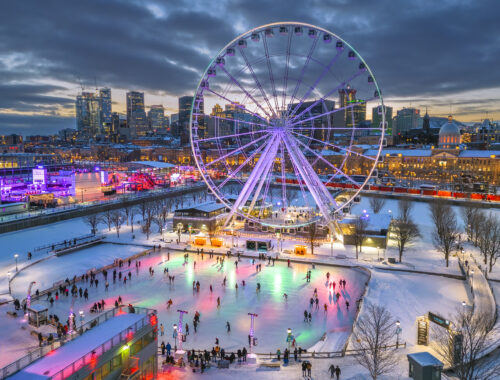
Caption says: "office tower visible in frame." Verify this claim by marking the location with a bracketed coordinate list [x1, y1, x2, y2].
[126, 91, 148, 136]
[394, 108, 421, 135]
[99, 88, 112, 135]
[76, 92, 101, 137]
[148, 105, 165, 131]
[372, 105, 393, 135]
[338, 86, 366, 128]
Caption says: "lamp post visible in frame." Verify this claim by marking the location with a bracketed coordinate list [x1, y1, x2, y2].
[286, 327, 294, 350]
[14, 254, 19, 272]
[395, 320, 402, 348]
[7, 272, 11, 295]
[188, 225, 192, 244]
[173, 324, 178, 350]
[79, 310, 85, 329]
[471, 269, 474, 290]
[176, 309, 188, 356]
[247, 312, 258, 363]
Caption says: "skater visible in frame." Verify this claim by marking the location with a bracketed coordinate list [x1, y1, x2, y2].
[283, 293, 288, 301]
[210, 284, 213, 293]
[185, 323, 189, 336]
[329, 364, 336, 378]
[346, 300, 349, 311]
[105, 281, 109, 291]
[309, 298, 314, 308]
[315, 298, 319, 310]
[160, 323, 164, 336]
[324, 303, 328, 313]
[167, 299, 173, 309]
[308, 312, 312, 323]
[256, 283, 261, 293]
[217, 297, 220, 308]
[301, 361, 307, 376]
[335, 365, 341, 380]
[226, 321, 231, 333]
[304, 310, 308, 322]
[166, 342, 172, 356]
[307, 361, 312, 377]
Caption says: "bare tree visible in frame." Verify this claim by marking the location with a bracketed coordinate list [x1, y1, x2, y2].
[390, 219, 420, 262]
[153, 200, 170, 237]
[430, 202, 458, 267]
[397, 199, 413, 222]
[142, 206, 155, 240]
[100, 210, 113, 232]
[432, 309, 498, 380]
[352, 303, 399, 380]
[307, 222, 318, 255]
[477, 213, 500, 273]
[83, 214, 99, 235]
[129, 207, 139, 233]
[138, 200, 148, 221]
[471, 211, 486, 248]
[352, 217, 368, 259]
[369, 197, 386, 214]
[121, 201, 132, 226]
[461, 204, 481, 241]
[111, 210, 124, 237]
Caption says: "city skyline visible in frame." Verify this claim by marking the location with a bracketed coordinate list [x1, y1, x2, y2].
[1, 0, 500, 135]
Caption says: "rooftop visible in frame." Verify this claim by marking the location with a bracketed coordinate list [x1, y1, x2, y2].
[407, 352, 443, 367]
[176, 202, 227, 213]
[10, 312, 144, 380]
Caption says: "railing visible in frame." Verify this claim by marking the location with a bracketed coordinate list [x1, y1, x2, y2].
[0, 307, 156, 380]
[34, 233, 100, 253]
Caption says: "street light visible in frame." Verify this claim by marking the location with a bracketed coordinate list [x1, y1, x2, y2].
[7, 272, 11, 295]
[286, 327, 293, 349]
[79, 310, 85, 329]
[395, 320, 402, 348]
[471, 269, 474, 290]
[14, 254, 19, 272]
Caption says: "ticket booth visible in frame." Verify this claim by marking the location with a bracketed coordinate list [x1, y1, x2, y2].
[294, 244, 307, 255]
[28, 304, 48, 327]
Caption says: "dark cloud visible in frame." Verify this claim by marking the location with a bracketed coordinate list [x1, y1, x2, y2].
[0, 0, 499, 134]
[0, 114, 73, 135]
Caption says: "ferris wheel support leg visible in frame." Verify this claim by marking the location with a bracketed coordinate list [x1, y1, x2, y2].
[282, 134, 337, 225]
[223, 135, 280, 228]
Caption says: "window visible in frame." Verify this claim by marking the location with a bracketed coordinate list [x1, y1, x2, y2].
[101, 361, 111, 377]
[112, 355, 122, 370]
[131, 339, 143, 355]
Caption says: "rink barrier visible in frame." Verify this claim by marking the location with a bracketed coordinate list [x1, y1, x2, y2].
[0, 306, 156, 379]
[159, 342, 407, 362]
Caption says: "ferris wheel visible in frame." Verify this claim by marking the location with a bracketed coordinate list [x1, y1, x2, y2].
[190, 22, 385, 229]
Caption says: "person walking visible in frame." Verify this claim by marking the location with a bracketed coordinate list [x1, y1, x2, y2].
[307, 361, 312, 377]
[329, 364, 336, 378]
[301, 361, 307, 377]
[335, 365, 341, 380]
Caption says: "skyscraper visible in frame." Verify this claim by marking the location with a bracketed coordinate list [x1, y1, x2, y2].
[126, 91, 148, 136]
[178, 95, 204, 142]
[99, 88, 112, 135]
[372, 105, 393, 135]
[394, 108, 421, 135]
[338, 86, 366, 128]
[148, 105, 165, 131]
[76, 92, 101, 137]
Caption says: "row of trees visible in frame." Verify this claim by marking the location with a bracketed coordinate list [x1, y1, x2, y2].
[461, 204, 500, 273]
[82, 192, 208, 239]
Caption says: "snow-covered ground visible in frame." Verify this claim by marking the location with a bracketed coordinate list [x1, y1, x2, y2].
[0, 193, 498, 379]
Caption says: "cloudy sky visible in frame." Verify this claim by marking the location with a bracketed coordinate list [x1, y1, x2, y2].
[1, 0, 499, 135]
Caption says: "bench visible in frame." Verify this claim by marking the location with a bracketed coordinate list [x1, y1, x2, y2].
[259, 362, 280, 368]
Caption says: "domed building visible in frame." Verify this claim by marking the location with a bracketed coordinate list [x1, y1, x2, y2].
[439, 115, 461, 149]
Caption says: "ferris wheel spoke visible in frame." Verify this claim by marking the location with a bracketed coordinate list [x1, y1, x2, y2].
[205, 133, 271, 168]
[290, 134, 361, 187]
[290, 130, 376, 161]
[286, 36, 320, 119]
[204, 88, 268, 124]
[279, 142, 287, 210]
[262, 34, 280, 115]
[288, 70, 369, 124]
[195, 129, 270, 143]
[259, 157, 277, 217]
[288, 95, 376, 128]
[197, 113, 270, 130]
[288, 149, 312, 210]
[288, 49, 343, 119]
[219, 66, 274, 120]
[281, 31, 293, 113]
[290, 126, 380, 131]
[238, 46, 276, 119]
[216, 136, 272, 190]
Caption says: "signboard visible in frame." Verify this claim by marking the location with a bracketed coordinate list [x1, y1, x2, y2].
[100, 170, 109, 185]
[417, 316, 429, 345]
[428, 312, 450, 329]
[32, 167, 47, 186]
